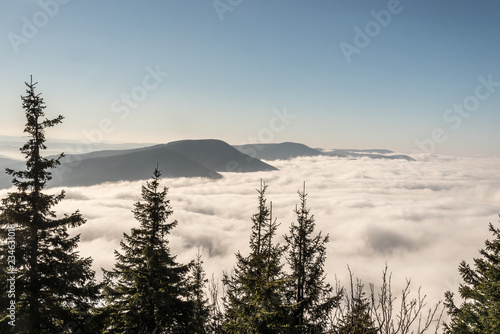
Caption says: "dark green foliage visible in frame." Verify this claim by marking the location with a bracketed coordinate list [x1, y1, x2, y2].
[188, 250, 211, 333]
[444, 217, 500, 333]
[284, 183, 340, 333]
[0, 77, 101, 333]
[335, 271, 377, 334]
[223, 181, 290, 333]
[103, 168, 193, 333]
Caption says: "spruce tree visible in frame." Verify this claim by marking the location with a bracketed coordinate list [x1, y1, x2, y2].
[444, 216, 500, 333]
[337, 292, 377, 334]
[188, 250, 210, 333]
[336, 272, 377, 334]
[0, 77, 101, 333]
[223, 181, 289, 333]
[284, 183, 339, 333]
[103, 167, 193, 333]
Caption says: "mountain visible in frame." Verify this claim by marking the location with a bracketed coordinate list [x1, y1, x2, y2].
[0, 139, 278, 189]
[163, 139, 277, 172]
[323, 150, 415, 161]
[0, 157, 24, 189]
[234, 142, 323, 161]
[233, 143, 415, 161]
[325, 149, 394, 154]
[0, 140, 414, 190]
[0, 156, 21, 167]
[48, 146, 222, 188]
[0, 173, 12, 189]
[56, 140, 277, 173]
[57, 147, 146, 164]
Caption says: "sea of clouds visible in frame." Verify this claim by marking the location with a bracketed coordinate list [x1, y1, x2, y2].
[1, 153, 499, 318]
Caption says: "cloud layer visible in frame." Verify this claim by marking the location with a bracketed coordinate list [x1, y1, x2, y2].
[1, 153, 499, 314]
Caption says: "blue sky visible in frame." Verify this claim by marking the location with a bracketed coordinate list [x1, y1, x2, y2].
[1, 0, 499, 156]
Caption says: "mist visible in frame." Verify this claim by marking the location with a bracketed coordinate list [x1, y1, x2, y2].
[1, 153, 498, 310]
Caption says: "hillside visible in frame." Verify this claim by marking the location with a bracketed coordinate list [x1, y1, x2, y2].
[234, 142, 323, 161]
[48, 146, 222, 188]
[164, 139, 277, 172]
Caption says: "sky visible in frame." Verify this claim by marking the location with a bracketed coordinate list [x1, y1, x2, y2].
[2, 154, 498, 323]
[1, 0, 500, 156]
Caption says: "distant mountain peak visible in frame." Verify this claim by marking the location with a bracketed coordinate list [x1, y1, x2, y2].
[164, 139, 277, 172]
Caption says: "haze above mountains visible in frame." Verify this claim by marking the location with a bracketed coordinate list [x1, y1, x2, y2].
[0, 139, 414, 189]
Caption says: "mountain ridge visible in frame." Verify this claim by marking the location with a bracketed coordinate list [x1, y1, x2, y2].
[234, 142, 415, 161]
[0, 140, 415, 190]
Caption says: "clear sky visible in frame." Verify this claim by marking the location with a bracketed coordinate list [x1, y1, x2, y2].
[1, 0, 499, 156]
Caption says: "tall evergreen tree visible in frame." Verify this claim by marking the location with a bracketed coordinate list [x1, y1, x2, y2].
[188, 250, 210, 333]
[0, 77, 101, 333]
[284, 183, 339, 333]
[223, 181, 289, 333]
[103, 167, 193, 333]
[444, 216, 500, 333]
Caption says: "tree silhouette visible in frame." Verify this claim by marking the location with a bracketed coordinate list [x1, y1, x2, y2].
[103, 167, 193, 333]
[444, 216, 500, 333]
[284, 183, 340, 333]
[0, 77, 100, 334]
[187, 250, 211, 333]
[223, 181, 289, 333]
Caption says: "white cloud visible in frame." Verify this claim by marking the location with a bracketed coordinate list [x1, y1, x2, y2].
[1, 154, 499, 318]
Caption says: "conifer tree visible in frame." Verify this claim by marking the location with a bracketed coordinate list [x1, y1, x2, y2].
[444, 216, 500, 333]
[188, 250, 210, 333]
[0, 77, 101, 334]
[223, 181, 289, 333]
[103, 167, 193, 333]
[284, 183, 339, 333]
[335, 271, 377, 334]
